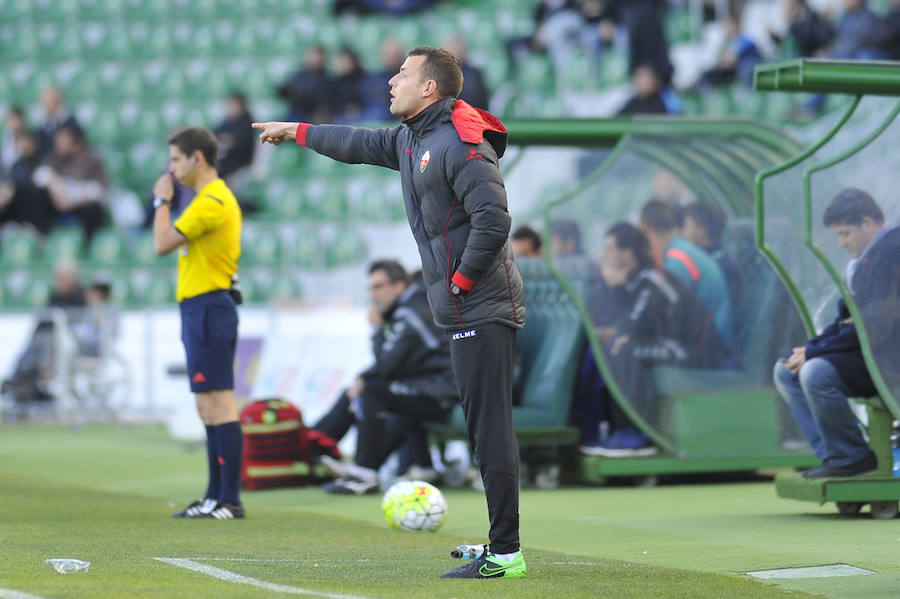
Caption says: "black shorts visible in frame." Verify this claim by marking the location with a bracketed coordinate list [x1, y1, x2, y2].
[180, 290, 238, 393]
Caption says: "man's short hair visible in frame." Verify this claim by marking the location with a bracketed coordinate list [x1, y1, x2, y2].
[549, 219, 583, 254]
[684, 202, 727, 246]
[640, 198, 681, 233]
[606, 222, 654, 271]
[823, 188, 884, 227]
[56, 122, 86, 145]
[408, 46, 463, 99]
[167, 127, 219, 169]
[511, 225, 542, 252]
[368, 259, 408, 285]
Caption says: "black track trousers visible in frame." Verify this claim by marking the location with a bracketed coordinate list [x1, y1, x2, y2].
[448, 322, 519, 554]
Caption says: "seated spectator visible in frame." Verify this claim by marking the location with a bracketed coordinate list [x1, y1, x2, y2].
[511, 224, 542, 258]
[774, 189, 900, 478]
[699, 11, 761, 89]
[598, 0, 673, 86]
[770, 0, 834, 58]
[1, 106, 27, 176]
[640, 199, 733, 347]
[618, 64, 669, 115]
[2, 257, 86, 407]
[1, 130, 54, 234]
[333, 0, 439, 16]
[277, 45, 334, 123]
[331, 46, 368, 123]
[444, 35, 491, 111]
[870, 0, 900, 60]
[361, 37, 405, 122]
[33, 123, 108, 243]
[507, 0, 586, 75]
[312, 260, 457, 494]
[35, 85, 80, 157]
[682, 202, 742, 315]
[70, 281, 120, 359]
[548, 218, 584, 258]
[575, 223, 727, 456]
[829, 0, 881, 59]
[214, 92, 255, 185]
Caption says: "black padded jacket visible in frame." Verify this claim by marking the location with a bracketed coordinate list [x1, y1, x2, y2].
[296, 97, 526, 331]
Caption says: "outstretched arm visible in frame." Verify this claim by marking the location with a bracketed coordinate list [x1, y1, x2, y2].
[252, 121, 401, 171]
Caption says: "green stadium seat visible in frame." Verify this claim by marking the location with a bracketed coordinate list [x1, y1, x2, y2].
[303, 182, 348, 222]
[87, 229, 130, 266]
[516, 54, 554, 93]
[4, 272, 53, 310]
[42, 227, 84, 267]
[284, 227, 322, 269]
[324, 229, 366, 267]
[598, 50, 628, 86]
[129, 268, 175, 306]
[1, 228, 43, 269]
[261, 179, 305, 218]
[241, 224, 282, 266]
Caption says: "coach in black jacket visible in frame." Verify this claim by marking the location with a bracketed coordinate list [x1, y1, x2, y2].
[314, 261, 456, 494]
[254, 46, 527, 579]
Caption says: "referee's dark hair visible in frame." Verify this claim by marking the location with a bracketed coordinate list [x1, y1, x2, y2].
[408, 46, 463, 99]
[368, 259, 409, 285]
[167, 127, 219, 169]
[823, 188, 884, 227]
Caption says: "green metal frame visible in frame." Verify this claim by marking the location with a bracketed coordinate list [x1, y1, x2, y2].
[511, 118, 806, 459]
[754, 59, 900, 509]
[755, 59, 900, 96]
[753, 95, 862, 335]
[801, 99, 900, 418]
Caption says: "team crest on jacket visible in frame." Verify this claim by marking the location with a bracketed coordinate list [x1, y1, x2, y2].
[419, 150, 430, 173]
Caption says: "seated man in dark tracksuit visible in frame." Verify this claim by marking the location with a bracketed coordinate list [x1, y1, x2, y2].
[313, 260, 457, 494]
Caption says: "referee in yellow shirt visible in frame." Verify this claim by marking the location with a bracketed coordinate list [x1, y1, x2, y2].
[152, 127, 244, 520]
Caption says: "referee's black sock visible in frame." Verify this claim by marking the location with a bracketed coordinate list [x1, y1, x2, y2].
[203, 425, 220, 501]
[215, 421, 243, 506]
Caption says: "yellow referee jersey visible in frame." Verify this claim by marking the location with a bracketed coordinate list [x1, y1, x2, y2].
[173, 179, 242, 302]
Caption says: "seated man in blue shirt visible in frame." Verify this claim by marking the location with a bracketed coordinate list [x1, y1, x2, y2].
[774, 188, 900, 478]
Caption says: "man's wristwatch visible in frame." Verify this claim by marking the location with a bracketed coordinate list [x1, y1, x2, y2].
[449, 283, 468, 298]
[153, 197, 172, 209]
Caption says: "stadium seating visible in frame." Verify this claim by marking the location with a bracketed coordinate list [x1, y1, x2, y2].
[431, 257, 583, 454]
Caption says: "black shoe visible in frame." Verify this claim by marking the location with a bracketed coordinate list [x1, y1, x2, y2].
[198, 502, 245, 519]
[441, 547, 526, 579]
[323, 474, 379, 495]
[803, 453, 877, 479]
[171, 498, 216, 518]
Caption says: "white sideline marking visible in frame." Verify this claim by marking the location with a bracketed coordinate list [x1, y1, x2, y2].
[155, 558, 376, 599]
[0, 588, 50, 599]
[747, 564, 875, 579]
[182, 557, 370, 563]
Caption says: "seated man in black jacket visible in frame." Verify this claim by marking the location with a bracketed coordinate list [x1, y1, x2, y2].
[313, 260, 457, 494]
[774, 188, 900, 478]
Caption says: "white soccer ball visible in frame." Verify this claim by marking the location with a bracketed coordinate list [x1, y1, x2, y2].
[381, 480, 448, 532]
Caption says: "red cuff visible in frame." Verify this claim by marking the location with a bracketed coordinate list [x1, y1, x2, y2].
[295, 123, 311, 146]
[451, 270, 475, 291]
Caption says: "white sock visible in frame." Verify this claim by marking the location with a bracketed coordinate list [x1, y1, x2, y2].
[492, 551, 518, 561]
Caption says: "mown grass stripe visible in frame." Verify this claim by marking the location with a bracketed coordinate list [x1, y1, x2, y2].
[154, 558, 377, 599]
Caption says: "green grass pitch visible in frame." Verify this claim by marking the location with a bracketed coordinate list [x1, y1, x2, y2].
[1, 425, 897, 598]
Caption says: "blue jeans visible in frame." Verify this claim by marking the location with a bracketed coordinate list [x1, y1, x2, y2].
[773, 358, 871, 467]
